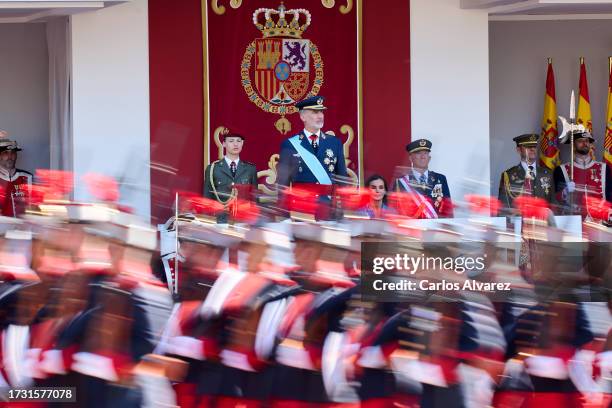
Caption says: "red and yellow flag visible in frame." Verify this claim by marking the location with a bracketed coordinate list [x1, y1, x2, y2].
[538, 60, 559, 169]
[577, 58, 593, 132]
[604, 57, 612, 167]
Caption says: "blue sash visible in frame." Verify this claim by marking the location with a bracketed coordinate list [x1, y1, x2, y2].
[288, 135, 332, 185]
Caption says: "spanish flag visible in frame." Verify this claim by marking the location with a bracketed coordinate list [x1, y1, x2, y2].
[577, 57, 593, 132]
[538, 59, 559, 169]
[605, 57, 612, 167]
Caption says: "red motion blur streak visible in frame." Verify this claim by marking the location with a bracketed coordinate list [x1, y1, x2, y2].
[149, 0, 204, 223]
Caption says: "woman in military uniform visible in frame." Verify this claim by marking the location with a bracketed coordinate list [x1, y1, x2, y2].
[203, 131, 258, 222]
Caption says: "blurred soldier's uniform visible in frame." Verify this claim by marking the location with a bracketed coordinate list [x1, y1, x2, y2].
[270, 222, 357, 407]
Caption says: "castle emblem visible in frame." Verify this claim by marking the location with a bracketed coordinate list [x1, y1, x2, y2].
[241, 3, 324, 134]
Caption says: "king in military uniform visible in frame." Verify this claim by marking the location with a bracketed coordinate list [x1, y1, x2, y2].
[276, 96, 348, 188]
[393, 138, 454, 218]
[498, 133, 555, 213]
[204, 131, 257, 221]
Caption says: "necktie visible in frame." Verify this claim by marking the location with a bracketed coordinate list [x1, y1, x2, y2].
[309, 135, 318, 151]
[419, 173, 427, 185]
[230, 161, 237, 178]
[524, 165, 534, 196]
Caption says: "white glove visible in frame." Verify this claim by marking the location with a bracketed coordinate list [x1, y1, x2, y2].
[566, 181, 576, 193]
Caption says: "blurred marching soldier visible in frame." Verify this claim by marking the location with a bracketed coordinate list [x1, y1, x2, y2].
[6, 169, 156, 408]
[494, 218, 598, 407]
[393, 139, 454, 218]
[270, 199, 357, 407]
[497, 300, 595, 407]
[593, 287, 612, 405]
[351, 303, 422, 407]
[159, 217, 245, 408]
[214, 224, 300, 408]
[0, 228, 41, 392]
[553, 130, 612, 219]
[204, 130, 258, 223]
[52, 208, 155, 408]
[276, 96, 348, 189]
[498, 133, 556, 214]
[156, 199, 278, 407]
[353, 224, 508, 408]
[0, 131, 32, 217]
[21, 218, 81, 390]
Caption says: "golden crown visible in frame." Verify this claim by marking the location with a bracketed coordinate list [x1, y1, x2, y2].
[252, 3, 311, 39]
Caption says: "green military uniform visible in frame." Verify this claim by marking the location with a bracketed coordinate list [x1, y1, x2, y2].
[498, 165, 555, 208]
[204, 158, 258, 222]
[498, 133, 555, 213]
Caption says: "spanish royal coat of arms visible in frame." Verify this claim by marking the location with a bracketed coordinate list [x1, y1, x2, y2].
[241, 3, 324, 134]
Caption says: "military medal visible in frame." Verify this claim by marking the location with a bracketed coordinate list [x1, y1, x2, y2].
[540, 176, 551, 195]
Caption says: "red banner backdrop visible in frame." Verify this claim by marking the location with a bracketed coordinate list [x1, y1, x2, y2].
[204, 0, 361, 200]
[149, 0, 410, 222]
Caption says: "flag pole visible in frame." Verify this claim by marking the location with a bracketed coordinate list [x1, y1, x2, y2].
[174, 191, 179, 296]
[570, 88, 576, 181]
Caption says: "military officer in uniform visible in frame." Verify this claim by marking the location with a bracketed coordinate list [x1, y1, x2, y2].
[276, 96, 348, 188]
[0, 131, 32, 217]
[204, 131, 257, 222]
[553, 130, 612, 219]
[498, 133, 555, 213]
[393, 138, 454, 218]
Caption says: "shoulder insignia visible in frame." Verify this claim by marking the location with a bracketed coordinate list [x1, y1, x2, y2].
[299, 134, 304, 140]
[16, 169, 33, 177]
[242, 160, 256, 167]
[506, 165, 520, 176]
